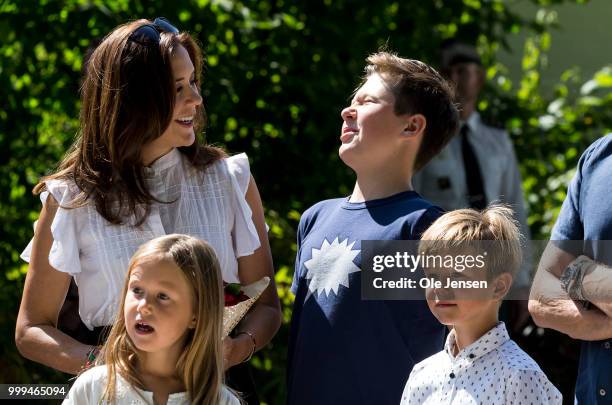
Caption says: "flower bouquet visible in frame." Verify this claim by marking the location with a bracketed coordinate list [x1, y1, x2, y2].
[222, 276, 270, 337]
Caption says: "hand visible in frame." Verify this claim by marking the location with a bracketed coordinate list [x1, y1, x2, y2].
[222, 336, 235, 371]
[222, 333, 256, 371]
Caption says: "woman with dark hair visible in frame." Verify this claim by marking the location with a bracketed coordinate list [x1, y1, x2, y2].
[15, 18, 280, 403]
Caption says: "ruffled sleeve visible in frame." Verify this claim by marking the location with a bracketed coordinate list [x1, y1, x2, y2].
[20, 179, 82, 275]
[225, 153, 262, 257]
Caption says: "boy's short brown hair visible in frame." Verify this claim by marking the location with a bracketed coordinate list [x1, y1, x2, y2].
[419, 205, 523, 278]
[363, 52, 459, 171]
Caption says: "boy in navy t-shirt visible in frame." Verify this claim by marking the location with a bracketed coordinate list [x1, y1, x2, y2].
[288, 51, 460, 405]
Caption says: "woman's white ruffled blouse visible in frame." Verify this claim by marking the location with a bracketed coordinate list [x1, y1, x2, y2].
[21, 150, 260, 330]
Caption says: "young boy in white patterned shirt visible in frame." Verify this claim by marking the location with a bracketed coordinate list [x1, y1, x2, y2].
[401, 205, 561, 405]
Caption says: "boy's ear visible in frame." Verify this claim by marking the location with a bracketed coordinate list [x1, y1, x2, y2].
[492, 273, 513, 300]
[402, 113, 426, 138]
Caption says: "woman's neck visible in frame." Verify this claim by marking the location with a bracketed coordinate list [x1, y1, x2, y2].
[142, 146, 174, 167]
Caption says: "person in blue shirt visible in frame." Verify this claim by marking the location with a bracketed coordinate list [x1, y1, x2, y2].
[529, 134, 612, 404]
[287, 51, 459, 405]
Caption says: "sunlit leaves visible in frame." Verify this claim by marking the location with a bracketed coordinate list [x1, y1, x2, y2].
[1, 0, 610, 399]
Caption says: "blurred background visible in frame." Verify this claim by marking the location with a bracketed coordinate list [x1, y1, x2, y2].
[1, 1, 611, 404]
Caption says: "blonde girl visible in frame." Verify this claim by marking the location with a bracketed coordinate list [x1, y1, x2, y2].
[64, 234, 240, 404]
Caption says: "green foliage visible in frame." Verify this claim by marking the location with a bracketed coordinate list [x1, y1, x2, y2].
[1, 0, 611, 403]
[477, 8, 612, 237]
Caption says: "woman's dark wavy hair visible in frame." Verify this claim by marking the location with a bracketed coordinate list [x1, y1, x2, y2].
[34, 19, 225, 225]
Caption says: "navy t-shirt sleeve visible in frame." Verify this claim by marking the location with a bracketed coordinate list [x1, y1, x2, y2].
[291, 220, 304, 295]
[291, 207, 313, 295]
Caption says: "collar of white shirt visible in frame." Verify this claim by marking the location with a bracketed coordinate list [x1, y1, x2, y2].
[144, 147, 182, 176]
[444, 321, 510, 363]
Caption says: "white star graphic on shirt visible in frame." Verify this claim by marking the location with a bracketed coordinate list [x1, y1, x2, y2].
[304, 237, 361, 298]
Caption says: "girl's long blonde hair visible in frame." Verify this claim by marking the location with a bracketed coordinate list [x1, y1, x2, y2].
[99, 234, 224, 404]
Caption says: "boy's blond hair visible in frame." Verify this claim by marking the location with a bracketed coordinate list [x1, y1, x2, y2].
[419, 204, 523, 278]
